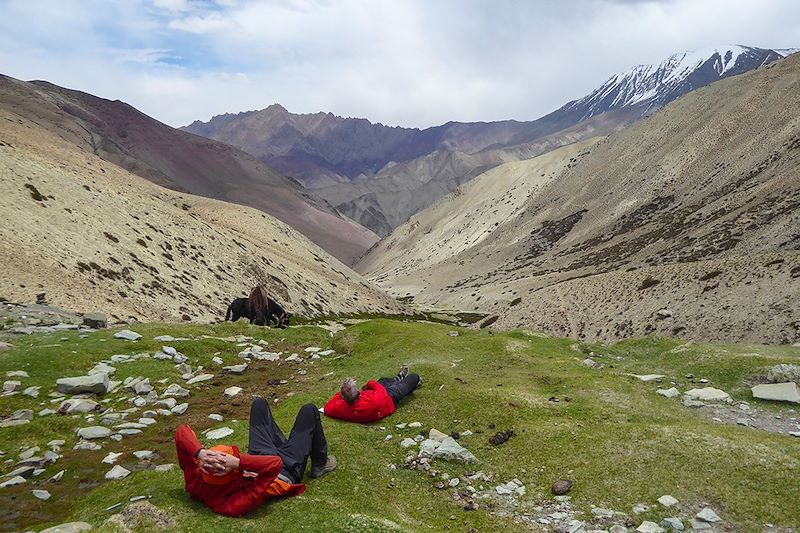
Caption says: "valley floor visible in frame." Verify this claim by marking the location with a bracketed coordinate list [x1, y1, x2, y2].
[1, 319, 799, 532]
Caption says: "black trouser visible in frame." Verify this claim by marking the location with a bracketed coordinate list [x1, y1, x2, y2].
[377, 373, 420, 407]
[247, 397, 328, 484]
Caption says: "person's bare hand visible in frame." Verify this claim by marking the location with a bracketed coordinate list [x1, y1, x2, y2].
[197, 449, 227, 475]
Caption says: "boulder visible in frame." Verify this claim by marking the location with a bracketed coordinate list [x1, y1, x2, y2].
[766, 364, 800, 384]
[56, 373, 109, 395]
[82, 312, 107, 329]
[684, 387, 730, 402]
[751, 382, 800, 404]
[418, 439, 441, 457]
[113, 329, 141, 340]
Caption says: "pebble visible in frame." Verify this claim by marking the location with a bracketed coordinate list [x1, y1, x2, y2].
[212, 356, 224, 365]
[384, 434, 393, 441]
[448, 477, 460, 487]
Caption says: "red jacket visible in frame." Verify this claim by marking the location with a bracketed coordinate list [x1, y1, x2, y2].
[174, 425, 305, 516]
[323, 380, 396, 423]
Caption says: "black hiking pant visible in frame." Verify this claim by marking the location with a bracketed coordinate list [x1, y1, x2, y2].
[377, 373, 420, 407]
[247, 397, 328, 484]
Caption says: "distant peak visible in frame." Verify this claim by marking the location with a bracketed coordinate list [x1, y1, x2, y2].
[264, 103, 289, 114]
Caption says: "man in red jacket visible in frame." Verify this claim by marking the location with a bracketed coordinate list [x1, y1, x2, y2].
[175, 397, 336, 516]
[323, 366, 421, 423]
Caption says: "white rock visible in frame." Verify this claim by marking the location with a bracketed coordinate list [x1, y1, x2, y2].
[105, 465, 131, 480]
[684, 387, 730, 402]
[33, 489, 51, 500]
[6, 370, 28, 378]
[384, 434, 393, 441]
[418, 438, 441, 457]
[284, 354, 302, 363]
[39, 523, 93, 533]
[212, 356, 224, 365]
[636, 521, 665, 533]
[223, 364, 248, 375]
[206, 427, 234, 440]
[73, 440, 102, 451]
[304, 346, 321, 353]
[751, 382, 800, 404]
[154, 464, 175, 472]
[163, 384, 190, 397]
[113, 329, 142, 341]
[657, 387, 680, 398]
[224, 386, 242, 397]
[429, 428, 449, 442]
[658, 494, 678, 507]
[0, 476, 26, 487]
[139, 417, 157, 426]
[133, 450, 156, 460]
[628, 374, 666, 382]
[317, 349, 335, 356]
[154, 335, 176, 342]
[208, 414, 223, 422]
[186, 374, 214, 385]
[22, 386, 40, 398]
[448, 477, 460, 487]
[408, 422, 422, 428]
[102, 452, 123, 464]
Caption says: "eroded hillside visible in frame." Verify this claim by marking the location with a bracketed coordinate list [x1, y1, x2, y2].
[0, 107, 404, 322]
[358, 54, 800, 344]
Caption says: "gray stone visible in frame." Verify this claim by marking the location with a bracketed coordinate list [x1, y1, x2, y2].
[208, 414, 223, 422]
[212, 356, 224, 365]
[73, 440, 102, 451]
[689, 519, 713, 531]
[33, 489, 52, 500]
[284, 354, 302, 363]
[583, 358, 603, 369]
[38, 408, 56, 417]
[429, 428, 449, 442]
[660, 517, 684, 531]
[657, 387, 680, 398]
[751, 382, 800, 404]
[162, 346, 179, 357]
[156, 398, 177, 409]
[766, 364, 800, 384]
[186, 374, 214, 385]
[6, 370, 28, 378]
[60, 398, 99, 414]
[171, 403, 189, 415]
[89, 362, 116, 376]
[2, 380, 21, 393]
[431, 436, 478, 463]
[105, 465, 131, 480]
[56, 373, 109, 394]
[133, 450, 156, 460]
[696, 507, 721, 522]
[19, 446, 40, 460]
[102, 452, 123, 464]
[12, 408, 34, 420]
[610, 526, 628, 533]
[636, 522, 665, 533]
[133, 379, 153, 395]
[657, 494, 678, 507]
[154, 335, 176, 342]
[0, 476, 27, 487]
[82, 312, 107, 329]
[39, 522, 93, 533]
[113, 329, 141, 341]
[50, 470, 65, 482]
[163, 384, 189, 397]
[591, 507, 615, 518]
[20, 385, 38, 398]
[400, 438, 417, 448]
[628, 374, 666, 382]
[115, 422, 147, 429]
[223, 364, 248, 375]
[139, 417, 157, 426]
[206, 427, 234, 440]
[76, 426, 112, 439]
[154, 464, 175, 472]
[684, 387, 730, 402]
[418, 438, 441, 457]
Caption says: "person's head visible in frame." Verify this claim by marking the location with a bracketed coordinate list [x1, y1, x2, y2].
[340, 378, 360, 404]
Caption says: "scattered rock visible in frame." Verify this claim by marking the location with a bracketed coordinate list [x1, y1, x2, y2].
[751, 382, 800, 404]
[689, 519, 713, 531]
[429, 428, 449, 442]
[696, 507, 721, 523]
[212, 356, 224, 365]
[223, 364, 248, 375]
[133, 450, 156, 461]
[154, 335, 176, 342]
[154, 464, 175, 472]
[223, 386, 242, 397]
[73, 440, 102, 451]
[208, 414, 224, 422]
[494, 479, 525, 497]
[0, 476, 26, 488]
[661, 517, 684, 531]
[105, 465, 131, 480]
[39, 522, 93, 533]
[6, 370, 28, 378]
[683, 387, 730, 402]
[102, 452, 123, 464]
[33, 489, 52, 500]
[657, 495, 678, 507]
[77, 426, 112, 439]
[408, 422, 422, 428]
[552, 479, 573, 495]
[105, 500, 176, 530]
[765, 364, 800, 384]
[3, 380, 21, 393]
[82, 312, 107, 329]
[637, 521, 665, 533]
[628, 374, 666, 382]
[657, 387, 680, 398]
[206, 427, 234, 440]
[186, 374, 214, 385]
[400, 438, 417, 448]
[163, 384, 189, 397]
[431, 436, 478, 463]
[114, 329, 142, 341]
[583, 358, 603, 369]
[56, 373, 109, 395]
[171, 403, 189, 415]
[632, 503, 650, 514]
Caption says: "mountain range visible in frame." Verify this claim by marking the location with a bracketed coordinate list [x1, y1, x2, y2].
[357, 51, 800, 344]
[184, 45, 797, 237]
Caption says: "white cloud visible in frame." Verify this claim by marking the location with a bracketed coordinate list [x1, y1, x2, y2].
[0, 0, 798, 128]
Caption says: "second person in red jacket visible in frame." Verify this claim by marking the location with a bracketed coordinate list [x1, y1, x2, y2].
[323, 366, 421, 423]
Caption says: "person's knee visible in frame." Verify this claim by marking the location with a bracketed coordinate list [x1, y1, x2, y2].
[299, 403, 319, 419]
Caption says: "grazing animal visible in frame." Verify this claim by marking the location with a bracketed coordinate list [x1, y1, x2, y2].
[248, 286, 291, 328]
[225, 297, 251, 322]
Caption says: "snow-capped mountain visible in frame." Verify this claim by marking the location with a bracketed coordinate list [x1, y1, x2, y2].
[563, 45, 797, 121]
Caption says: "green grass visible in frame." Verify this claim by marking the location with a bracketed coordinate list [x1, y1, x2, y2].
[1, 321, 799, 532]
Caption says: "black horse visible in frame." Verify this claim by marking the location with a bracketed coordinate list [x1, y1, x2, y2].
[225, 297, 251, 322]
[249, 286, 292, 329]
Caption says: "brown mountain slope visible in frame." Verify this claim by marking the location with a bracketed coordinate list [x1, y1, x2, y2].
[358, 54, 800, 344]
[0, 75, 376, 265]
[0, 105, 404, 322]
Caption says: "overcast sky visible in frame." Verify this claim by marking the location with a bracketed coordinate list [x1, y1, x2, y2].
[1, 0, 798, 128]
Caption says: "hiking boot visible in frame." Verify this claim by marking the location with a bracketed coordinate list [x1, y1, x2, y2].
[309, 455, 337, 478]
[395, 365, 409, 381]
[415, 376, 423, 389]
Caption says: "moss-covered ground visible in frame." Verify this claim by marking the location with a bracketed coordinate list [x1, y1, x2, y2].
[0, 320, 798, 532]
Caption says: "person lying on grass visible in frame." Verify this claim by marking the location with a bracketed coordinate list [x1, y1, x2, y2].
[323, 365, 421, 423]
[175, 397, 337, 517]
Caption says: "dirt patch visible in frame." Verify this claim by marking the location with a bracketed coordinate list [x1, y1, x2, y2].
[104, 501, 176, 532]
